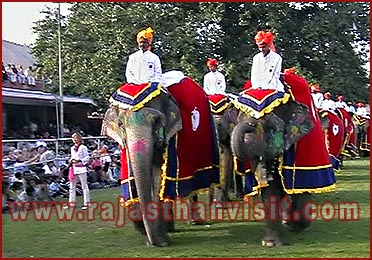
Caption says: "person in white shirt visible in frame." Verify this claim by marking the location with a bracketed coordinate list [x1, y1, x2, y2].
[125, 27, 162, 84]
[335, 95, 348, 109]
[203, 58, 227, 95]
[250, 30, 285, 92]
[355, 102, 368, 118]
[321, 92, 336, 111]
[345, 101, 356, 115]
[64, 132, 90, 210]
[310, 83, 324, 110]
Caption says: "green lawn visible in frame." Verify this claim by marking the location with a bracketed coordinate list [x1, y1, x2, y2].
[2, 158, 370, 258]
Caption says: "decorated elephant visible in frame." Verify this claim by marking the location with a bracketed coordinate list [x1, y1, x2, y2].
[353, 114, 370, 156]
[318, 109, 346, 170]
[102, 71, 220, 246]
[230, 69, 336, 247]
[207, 93, 244, 203]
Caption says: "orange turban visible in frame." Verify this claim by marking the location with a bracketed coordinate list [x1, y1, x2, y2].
[136, 27, 154, 44]
[207, 58, 218, 67]
[284, 67, 298, 74]
[254, 30, 276, 51]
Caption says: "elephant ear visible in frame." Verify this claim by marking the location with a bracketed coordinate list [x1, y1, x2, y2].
[283, 101, 314, 150]
[319, 111, 330, 130]
[101, 106, 127, 147]
[163, 95, 182, 143]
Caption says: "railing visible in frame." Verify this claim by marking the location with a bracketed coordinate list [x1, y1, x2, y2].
[2, 136, 115, 173]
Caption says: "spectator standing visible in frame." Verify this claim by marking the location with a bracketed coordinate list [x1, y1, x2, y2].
[65, 132, 90, 210]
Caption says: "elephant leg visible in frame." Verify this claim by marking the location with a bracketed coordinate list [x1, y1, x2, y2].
[287, 192, 312, 233]
[221, 145, 234, 201]
[234, 174, 244, 199]
[131, 203, 146, 235]
[260, 158, 284, 247]
[190, 194, 207, 225]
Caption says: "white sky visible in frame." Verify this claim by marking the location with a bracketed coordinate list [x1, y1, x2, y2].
[2, 2, 71, 45]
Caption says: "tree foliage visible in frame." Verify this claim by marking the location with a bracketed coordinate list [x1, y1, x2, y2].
[31, 2, 370, 109]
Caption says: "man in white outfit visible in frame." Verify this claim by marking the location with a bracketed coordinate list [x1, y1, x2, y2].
[355, 102, 368, 118]
[125, 27, 162, 84]
[321, 92, 336, 111]
[203, 58, 226, 95]
[310, 83, 324, 110]
[250, 30, 285, 92]
[335, 95, 348, 109]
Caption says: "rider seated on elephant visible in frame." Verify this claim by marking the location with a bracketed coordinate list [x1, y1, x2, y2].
[335, 95, 348, 109]
[310, 83, 324, 111]
[203, 58, 227, 95]
[125, 27, 163, 84]
[250, 30, 285, 92]
[321, 92, 336, 112]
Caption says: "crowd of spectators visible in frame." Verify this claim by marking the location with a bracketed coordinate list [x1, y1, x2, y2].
[2, 138, 122, 212]
[2, 61, 45, 87]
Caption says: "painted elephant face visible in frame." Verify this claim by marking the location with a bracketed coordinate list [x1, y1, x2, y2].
[231, 100, 314, 163]
[101, 93, 182, 150]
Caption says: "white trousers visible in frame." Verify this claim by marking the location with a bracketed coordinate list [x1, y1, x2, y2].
[69, 172, 90, 206]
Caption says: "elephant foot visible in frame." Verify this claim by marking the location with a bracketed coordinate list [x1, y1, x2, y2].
[146, 240, 170, 247]
[261, 229, 283, 247]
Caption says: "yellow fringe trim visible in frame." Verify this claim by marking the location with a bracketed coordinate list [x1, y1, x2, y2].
[232, 92, 291, 119]
[284, 183, 337, 195]
[210, 102, 231, 114]
[109, 83, 163, 112]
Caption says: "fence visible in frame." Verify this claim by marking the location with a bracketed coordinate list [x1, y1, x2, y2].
[2, 136, 111, 171]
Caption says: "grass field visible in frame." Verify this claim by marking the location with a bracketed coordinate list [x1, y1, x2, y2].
[2, 158, 370, 258]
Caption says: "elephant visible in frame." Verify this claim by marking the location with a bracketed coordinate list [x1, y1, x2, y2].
[353, 114, 370, 156]
[230, 70, 336, 247]
[318, 109, 346, 170]
[207, 93, 244, 204]
[102, 74, 220, 247]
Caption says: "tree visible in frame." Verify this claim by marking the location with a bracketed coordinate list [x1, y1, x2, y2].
[31, 2, 370, 109]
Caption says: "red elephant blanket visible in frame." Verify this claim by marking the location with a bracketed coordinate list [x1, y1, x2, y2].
[281, 70, 336, 194]
[108, 80, 220, 206]
[320, 110, 345, 171]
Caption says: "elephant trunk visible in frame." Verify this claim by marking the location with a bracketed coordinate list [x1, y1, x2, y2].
[231, 122, 266, 162]
[125, 112, 169, 247]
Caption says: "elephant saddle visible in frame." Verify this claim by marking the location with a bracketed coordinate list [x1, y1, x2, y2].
[207, 94, 232, 114]
[233, 88, 291, 119]
[109, 82, 164, 111]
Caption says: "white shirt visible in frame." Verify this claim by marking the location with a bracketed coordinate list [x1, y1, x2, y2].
[70, 144, 90, 174]
[311, 92, 324, 109]
[345, 105, 356, 114]
[335, 100, 347, 109]
[125, 49, 162, 84]
[161, 70, 186, 87]
[356, 107, 367, 118]
[321, 99, 336, 111]
[203, 71, 226, 95]
[251, 51, 284, 92]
